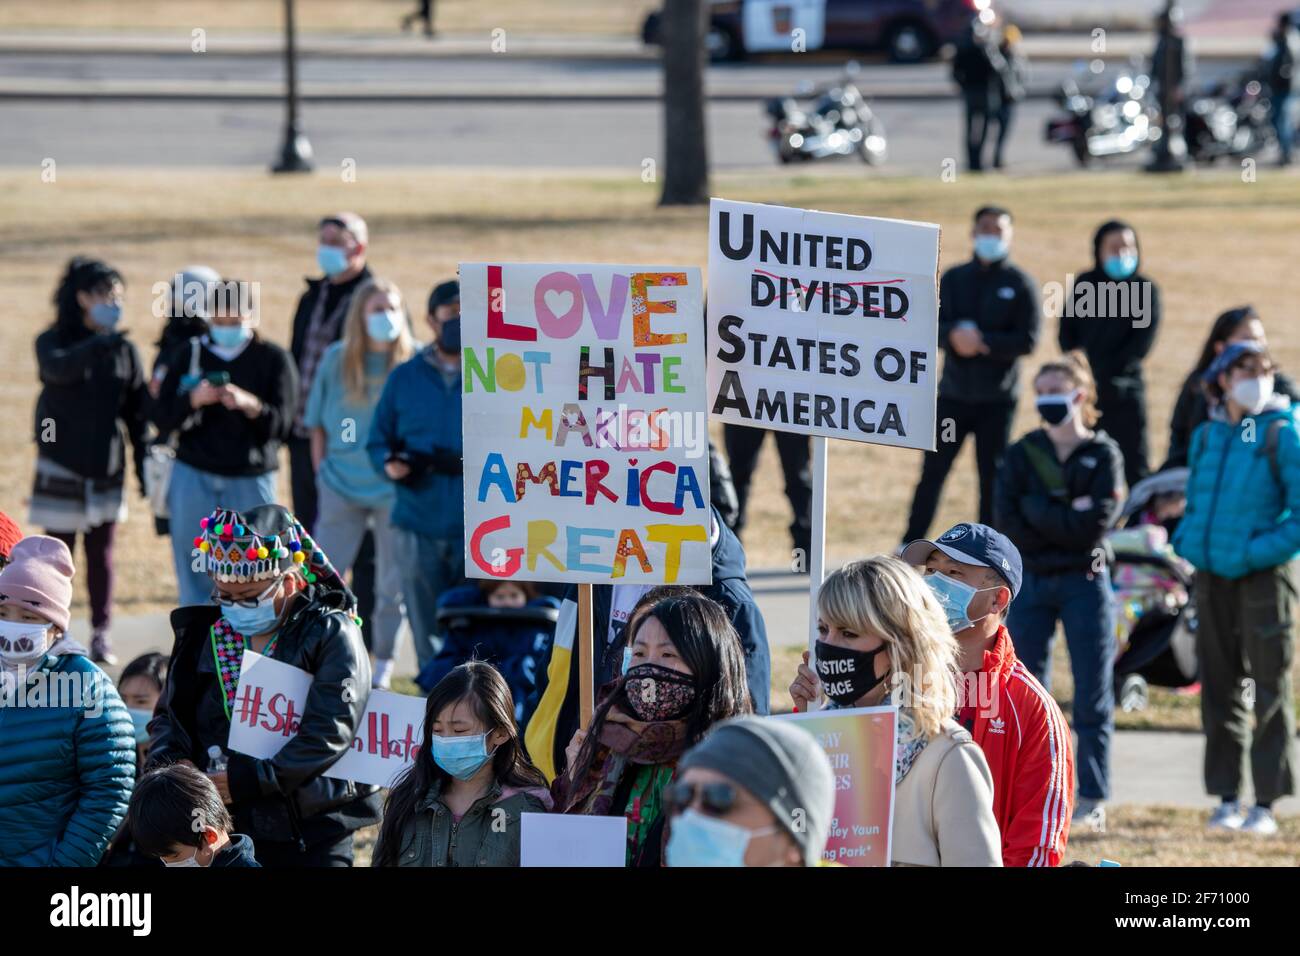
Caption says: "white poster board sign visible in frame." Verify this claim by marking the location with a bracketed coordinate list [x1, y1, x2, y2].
[226, 651, 313, 761]
[707, 198, 940, 451]
[322, 689, 427, 789]
[460, 261, 712, 586]
[520, 813, 629, 867]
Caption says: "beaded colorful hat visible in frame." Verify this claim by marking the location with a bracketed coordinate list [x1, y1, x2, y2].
[193, 504, 348, 597]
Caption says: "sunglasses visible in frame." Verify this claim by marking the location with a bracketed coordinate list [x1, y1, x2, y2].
[664, 781, 740, 818]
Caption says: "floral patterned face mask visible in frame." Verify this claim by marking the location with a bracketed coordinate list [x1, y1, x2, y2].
[623, 663, 697, 722]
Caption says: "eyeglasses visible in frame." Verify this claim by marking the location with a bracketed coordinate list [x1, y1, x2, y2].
[210, 578, 280, 609]
[664, 781, 739, 818]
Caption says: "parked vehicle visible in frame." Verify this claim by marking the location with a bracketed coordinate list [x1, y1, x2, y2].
[765, 67, 888, 165]
[1185, 70, 1275, 164]
[1045, 66, 1160, 166]
[643, 0, 990, 64]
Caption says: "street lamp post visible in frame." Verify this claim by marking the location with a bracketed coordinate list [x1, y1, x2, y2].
[272, 0, 314, 173]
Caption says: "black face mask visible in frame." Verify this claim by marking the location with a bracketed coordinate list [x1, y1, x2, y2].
[814, 639, 889, 707]
[1035, 399, 1071, 426]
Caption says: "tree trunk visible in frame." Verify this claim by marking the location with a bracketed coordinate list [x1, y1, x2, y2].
[659, 0, 709, 206]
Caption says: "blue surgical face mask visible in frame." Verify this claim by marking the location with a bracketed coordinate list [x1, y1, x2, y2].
[209, 324, 252, 350]
[666, 809, 777, 868]
[973, 234, 1009, 263]
[431, 731, 495, 780]
[128, 707, 153, 745]
[220, 580, 283, 636]
[621, 645, 633, 676]
[924, 571, 996, 634]
[366, 310, 402, 343]
[317, 244, 350, 277]
[438, 317, 461, 354]
[90, 301, 122, 329]
[1102, 253, 1139, 280]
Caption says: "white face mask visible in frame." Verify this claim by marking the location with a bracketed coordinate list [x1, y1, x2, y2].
[162, 854, 203, 868]
[1230, 374, 1274, 416]
[0, 618, 50, 667]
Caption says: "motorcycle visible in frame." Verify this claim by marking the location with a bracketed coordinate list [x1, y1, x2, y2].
[1185, 70, 1275, 163]
[765, 65, 888, 167]
[1045, 66, 1161, 166]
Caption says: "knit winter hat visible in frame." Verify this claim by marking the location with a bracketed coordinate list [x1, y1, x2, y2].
[0, 511, 22, 563]
[0, 535, 75, 633]
[678, 716, 836, 867]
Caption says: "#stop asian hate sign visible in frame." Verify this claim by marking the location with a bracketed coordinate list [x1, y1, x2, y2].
[460, 262, 712, 586]
[707, 199, 940, 450]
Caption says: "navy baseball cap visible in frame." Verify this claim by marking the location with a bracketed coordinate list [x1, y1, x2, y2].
[900, 522, 1023, 600]
[1202, 340, 1266, 386]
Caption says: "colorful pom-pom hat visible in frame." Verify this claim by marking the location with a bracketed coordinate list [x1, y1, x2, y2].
[193, 504, 354, 607]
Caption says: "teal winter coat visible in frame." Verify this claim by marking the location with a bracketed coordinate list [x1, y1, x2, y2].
[0, 653, 136, 866]
[1173, 400, 1300, 579]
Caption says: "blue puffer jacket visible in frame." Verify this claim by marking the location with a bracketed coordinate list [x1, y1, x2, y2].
[1173, 399, 1300, 579]
[0, 653, 135, 866]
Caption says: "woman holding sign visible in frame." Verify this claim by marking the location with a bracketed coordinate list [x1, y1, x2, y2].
[146, 503, 382, 867]
[373, 661, 551, 867]
[789, 557, 1002, 866]
[554, 593, 752, 867]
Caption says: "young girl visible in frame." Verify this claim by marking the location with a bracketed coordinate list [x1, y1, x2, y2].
[373, 661, 550, 867]
[994, 352, 1123, 832]
[789, 557, 1003, 866]
[0, 536, 135, 866]
[117, 652, 168, 769]
[305, 278, 417, 688]
[554, 593, 752, 867]
[31, 257, 149, 663]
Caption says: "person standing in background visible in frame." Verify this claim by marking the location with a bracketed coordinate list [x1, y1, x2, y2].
[1059, 220, 1162, 486]
[1267, 12, 1300, 166]
[306, 278, 417, 689]
[903, 207, 1040, 542]
[952, 17, 1006, 172]
[990, 23, 1028, 170]
[400, 0, 435, 37]
[723, 424, 812, 560]
[368, 279, 464, 671]
[31, 257, 149, 664]
[149, 265, 221, 400]
[151, 279, 297, 606]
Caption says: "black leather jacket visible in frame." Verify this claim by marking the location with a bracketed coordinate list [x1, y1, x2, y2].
[147, 585, 381, 846]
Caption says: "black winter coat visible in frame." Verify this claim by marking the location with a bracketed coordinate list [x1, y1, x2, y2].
[994, 428, 1125, 575]
[1059, 268, 1161, 390]
[146, 585, 381, 846]
[937, 258, 1041, 404]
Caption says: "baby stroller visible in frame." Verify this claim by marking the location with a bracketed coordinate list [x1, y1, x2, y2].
[416, 584, 560, 722]
[1106, 469, 1198, 712]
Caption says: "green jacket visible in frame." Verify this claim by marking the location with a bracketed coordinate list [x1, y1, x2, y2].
[382, 779, 550, 867]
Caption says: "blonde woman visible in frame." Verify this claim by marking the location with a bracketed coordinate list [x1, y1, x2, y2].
[304, 277, 417, 688]
[789, 556, 1002, 866]
[993, 351, 1123, 832]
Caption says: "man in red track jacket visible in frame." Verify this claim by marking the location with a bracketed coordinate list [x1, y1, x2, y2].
[904, 522, 1075, 866]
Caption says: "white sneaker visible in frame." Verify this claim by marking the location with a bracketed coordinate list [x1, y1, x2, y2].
[1207, 801, 1245, 831]
[1073, 799, 1107, 834]
[1239, 806, 1279, 836]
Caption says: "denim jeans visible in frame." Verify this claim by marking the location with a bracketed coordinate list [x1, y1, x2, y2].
[391, 525, 464, 669]
[1009, 567, 1117, 801]
[168, 459, 278, 606]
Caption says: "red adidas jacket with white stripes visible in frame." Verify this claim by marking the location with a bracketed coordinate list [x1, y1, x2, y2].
[957, 626, 1075, 867]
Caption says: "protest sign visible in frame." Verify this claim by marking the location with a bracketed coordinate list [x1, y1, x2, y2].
[774, 705, 898, 866]
[520, 813, 629, 867]
[322, 689, 427, 789]
[460, 262, 713, 587]
[706, 198, 941, 686]
[226, 651, 313, 761]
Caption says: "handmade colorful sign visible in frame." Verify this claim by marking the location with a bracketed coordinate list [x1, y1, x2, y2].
[707, 198, 940, 451]
[323, 689, 428, 789]
[226, 651, 313, 761]
[773, 705, 898, 867]
[460, 262, 712, 585]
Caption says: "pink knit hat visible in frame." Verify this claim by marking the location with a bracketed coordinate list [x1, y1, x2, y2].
[0, 536, 74, 633]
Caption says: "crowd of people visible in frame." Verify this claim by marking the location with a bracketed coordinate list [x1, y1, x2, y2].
[1, 198, 1295, 869]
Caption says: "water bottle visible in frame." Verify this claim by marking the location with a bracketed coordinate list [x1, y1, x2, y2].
[207, 745, 228, 774]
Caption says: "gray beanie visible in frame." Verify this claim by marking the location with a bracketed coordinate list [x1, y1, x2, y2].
[679, 716, 835, 866]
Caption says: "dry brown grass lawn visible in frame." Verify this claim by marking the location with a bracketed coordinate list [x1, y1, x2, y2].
[0, 0, 657, 35]
[3, 165, 1299, 618]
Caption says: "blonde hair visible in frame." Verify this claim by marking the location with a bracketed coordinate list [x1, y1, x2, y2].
[1036, 350, 1100, 428]
[818, 556, 960, 743]
[340, 277, 416, 403]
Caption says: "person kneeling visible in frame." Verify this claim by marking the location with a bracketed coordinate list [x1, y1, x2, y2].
[128, 764, 260, 867]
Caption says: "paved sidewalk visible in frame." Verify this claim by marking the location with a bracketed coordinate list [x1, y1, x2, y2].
[79, 569, 1298, 816]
